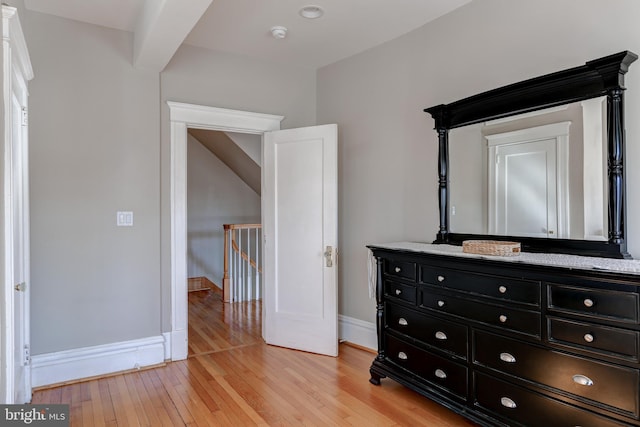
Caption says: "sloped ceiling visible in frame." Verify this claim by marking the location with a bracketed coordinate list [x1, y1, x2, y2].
[188, 129, 261, 195]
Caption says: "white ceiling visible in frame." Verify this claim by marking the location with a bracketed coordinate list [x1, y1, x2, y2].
[23, 0, 472, 70]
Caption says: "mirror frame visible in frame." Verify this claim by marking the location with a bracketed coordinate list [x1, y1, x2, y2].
[425, 51, 638, 259]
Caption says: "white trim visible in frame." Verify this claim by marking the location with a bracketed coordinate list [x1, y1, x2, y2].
[167, 102, 283, 360]
[2, 5, 33, 404]
[30, 336, 165, 388]
[486, 122, 571, 238]
[162, 332, 171, 360]
[485, 122, 571, 147]
[338, 315, 376, 351]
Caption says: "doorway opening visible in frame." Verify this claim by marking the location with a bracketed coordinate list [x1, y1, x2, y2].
[167, 102, 283, 361]
[185, 128, 263, 357]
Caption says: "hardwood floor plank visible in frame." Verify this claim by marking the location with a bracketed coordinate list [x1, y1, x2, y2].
[32, 293, 475, 427]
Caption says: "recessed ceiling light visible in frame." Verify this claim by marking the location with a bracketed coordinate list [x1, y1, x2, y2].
[270, 26, 288, 39]
[299, 5, 324, 19]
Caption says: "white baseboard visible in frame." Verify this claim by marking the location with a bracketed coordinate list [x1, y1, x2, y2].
[162, 332, 171, 360]
[31, 335, 165, 388]
[338, 315, 376, 351]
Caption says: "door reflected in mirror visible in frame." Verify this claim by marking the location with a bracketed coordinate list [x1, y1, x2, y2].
[449, 96, 608, 241]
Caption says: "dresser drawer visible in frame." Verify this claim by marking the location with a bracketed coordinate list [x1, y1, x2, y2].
[386, 303, 467, 358]
[474, 372, 629, 427]
[421, 291, 540, 337]
[384, 259, 416, 281]
[384, 280, 417, 304]
[385, 334, 468, 399]
[548, 317, 640, 361]
[474, 330, 640, 417]
[548, 284, 639, 323]
[421, 265, 540, 306]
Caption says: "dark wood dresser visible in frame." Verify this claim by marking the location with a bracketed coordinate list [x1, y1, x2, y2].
[368, 243, 640, 427]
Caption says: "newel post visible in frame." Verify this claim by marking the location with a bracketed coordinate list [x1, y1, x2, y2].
[223, 224, 231, 302]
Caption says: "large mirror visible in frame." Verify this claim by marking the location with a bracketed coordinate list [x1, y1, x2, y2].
[449, 97, 607, 241]
[425, 51, 637, 259]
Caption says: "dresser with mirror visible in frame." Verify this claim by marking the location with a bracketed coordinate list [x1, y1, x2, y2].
[369, 51, 640, 426]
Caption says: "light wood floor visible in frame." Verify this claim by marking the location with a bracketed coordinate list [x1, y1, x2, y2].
[32, 290, 476, 426]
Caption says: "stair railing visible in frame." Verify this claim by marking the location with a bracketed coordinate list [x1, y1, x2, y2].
[223, 224, 262, 302]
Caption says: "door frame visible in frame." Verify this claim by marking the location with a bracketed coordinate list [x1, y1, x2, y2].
[2, 5, 33, 404]
[486, 121, 570, 238]
[166, 102, 283, 360]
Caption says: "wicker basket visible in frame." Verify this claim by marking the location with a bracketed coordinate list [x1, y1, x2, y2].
[462, 240, 521, 257]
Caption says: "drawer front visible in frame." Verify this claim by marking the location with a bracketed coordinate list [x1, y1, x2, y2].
[548, 317, 640, 361]
[384, 259, 416, 281]
[385, 334, 468, 399]
[474, 330, 640, 417]
[548, 284, 639, 323]
[386, 303, 468, 358]
[474, 372, 629, 427]
[421, 265, 540, 306]
[384, 280, 417, 304]
[421, 291, 540, 337]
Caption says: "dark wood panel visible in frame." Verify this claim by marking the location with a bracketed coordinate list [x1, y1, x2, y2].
[474, 372, 629, 427]
[474, 330, 639, 417]
[420, 264, 540, 306]
[548, 316, 640, 361]
[386, 302, 468, 358]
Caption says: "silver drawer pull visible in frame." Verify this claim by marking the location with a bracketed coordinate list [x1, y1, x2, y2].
[498, 285, 507, 294]
[434, 369, 447, 379]
[583, 333, 594, 343]
[398, 352, 408, 360]
[583, 298, 594, 308]
[435, 331, 447, 340]
[572, 374, 594, 386]
[500, 397, 517, 409]
[437, 275, 445, 282]
[437, 300, 445, 307]
[395, 289, 402, 295]
[499, 314, 508, 323]
[395, 267, 401, 273]
[398, 318, 408, 326]
[500, 352, 516, 363]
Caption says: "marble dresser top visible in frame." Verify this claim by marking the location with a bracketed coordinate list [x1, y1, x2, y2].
[368, 241, 640, 275]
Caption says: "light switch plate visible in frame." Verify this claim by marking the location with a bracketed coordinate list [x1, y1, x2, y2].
[117, 211, 133, 226]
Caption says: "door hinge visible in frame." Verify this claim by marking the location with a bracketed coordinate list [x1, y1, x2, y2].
[21, 107, 28, 126]
[24, 345, 30, 364]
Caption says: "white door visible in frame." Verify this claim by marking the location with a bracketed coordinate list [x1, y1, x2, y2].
[491, 139, 558, 238]
[262, 124, 338, 357]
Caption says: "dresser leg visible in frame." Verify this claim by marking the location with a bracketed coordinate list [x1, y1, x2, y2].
[369, 370, 383, 385]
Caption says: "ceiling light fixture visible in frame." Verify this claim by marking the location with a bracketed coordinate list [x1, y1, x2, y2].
[299, 5, 324, 19]
[270, 26, 288, 39]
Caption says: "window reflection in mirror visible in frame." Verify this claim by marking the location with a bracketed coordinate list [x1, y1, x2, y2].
[448, 96, 608, 241]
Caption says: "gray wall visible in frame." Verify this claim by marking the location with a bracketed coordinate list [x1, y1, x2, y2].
[187, 134, 261, 285]
[24, 11, 161, 354]
[24, 11, 318, 351]
[317, 0, 640, 324]
[160, 44, 316, 331]
[18, 0, 640, 357]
